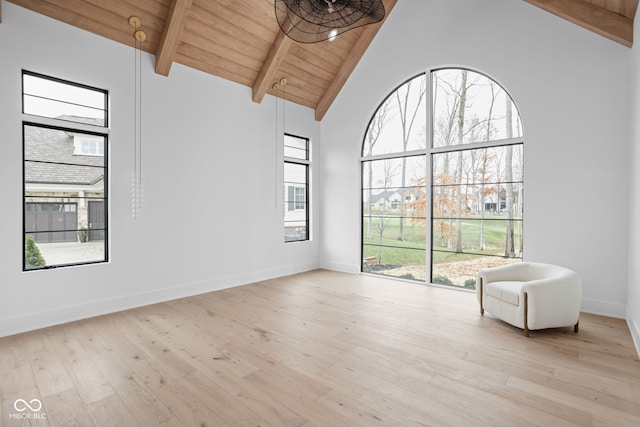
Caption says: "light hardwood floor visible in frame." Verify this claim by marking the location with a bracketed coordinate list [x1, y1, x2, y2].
[1, 269, 639, 426]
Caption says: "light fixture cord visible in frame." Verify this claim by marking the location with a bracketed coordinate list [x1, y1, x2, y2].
[281, 84, 286, 212]
[132, 32, 138, 219]
[275, 84, 279, 210]
[132, 25, 144, 219]
[138, 31, 143, 212]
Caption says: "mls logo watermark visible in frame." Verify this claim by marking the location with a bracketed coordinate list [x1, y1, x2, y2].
[10, 399, 47, 420]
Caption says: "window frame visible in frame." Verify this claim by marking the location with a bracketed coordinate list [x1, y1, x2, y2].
[22, 70, 109, 271]
[360, 67, 524, 287]
[284, 133, 310, 243]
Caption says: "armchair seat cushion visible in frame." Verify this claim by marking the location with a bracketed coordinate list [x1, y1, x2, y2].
[485, 281, 522, 306]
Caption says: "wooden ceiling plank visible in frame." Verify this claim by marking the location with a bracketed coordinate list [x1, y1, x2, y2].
[314, 0, 398, 121]
[8, 0, 161, 51]
[188, 3, 272, 51]
[155, 0, 193, 76]
[197, 0, 274, 42]
[182, 17, 267, 64]
[252, 30, 293, 104]
[181, 31, 264, 74]
[524, 0, 633, 47]
[284, 53, 335, 84]
[176, 42, 256, 84]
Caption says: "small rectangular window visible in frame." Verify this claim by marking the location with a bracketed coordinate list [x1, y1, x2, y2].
[284, 134, 310, 243]
[23, 71, 107, 126]
[22, 71, 109, 270]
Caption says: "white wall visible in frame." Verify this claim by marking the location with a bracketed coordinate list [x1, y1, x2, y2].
[628, 6, 640, 356]
[0, 3, 320, 337]
[320, 0, 631, 319]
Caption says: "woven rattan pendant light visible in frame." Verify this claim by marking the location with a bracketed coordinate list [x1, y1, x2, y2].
[275, 0, 385, 44]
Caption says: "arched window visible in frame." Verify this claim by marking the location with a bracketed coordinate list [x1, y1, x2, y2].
[361, 68, 523, 288]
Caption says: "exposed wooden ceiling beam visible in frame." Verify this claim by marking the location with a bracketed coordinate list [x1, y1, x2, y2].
[155, 0, 193, 76]
[252, 30, 293, 104]
[622, 0, 639, 20]
[314, 0, 398, 121]
[524, 0, 633, 47]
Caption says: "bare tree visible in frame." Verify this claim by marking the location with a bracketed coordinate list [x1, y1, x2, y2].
[395, 76, 426, 241]
[432, 72, 459, 250]
[364, 100, 392, 239]
[480, 81, 498, 250]
[504, 99, 516, 257]
[372, 159, 399, 264]
[454, 70, 468, 253]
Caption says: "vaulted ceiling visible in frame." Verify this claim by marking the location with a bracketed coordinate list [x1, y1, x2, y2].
[1, 0, 637, 121]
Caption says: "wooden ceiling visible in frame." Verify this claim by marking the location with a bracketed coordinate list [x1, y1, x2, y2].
[524, 0, 637, 47]
[1, 1, 637, 121]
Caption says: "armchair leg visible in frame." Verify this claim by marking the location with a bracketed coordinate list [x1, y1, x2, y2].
[524, 292, 530, 337]
[479, 278, 484, 315]
[574, 320, 579, 333]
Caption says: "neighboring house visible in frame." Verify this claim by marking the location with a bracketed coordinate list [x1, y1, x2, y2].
[368, 190, 402, 210]
[480, 187, 522, 213]
[24, 118, 105, 243]
[367, 190, 420, 211]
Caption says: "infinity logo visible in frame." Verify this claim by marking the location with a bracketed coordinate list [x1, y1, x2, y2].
[14, 399, 42, 412]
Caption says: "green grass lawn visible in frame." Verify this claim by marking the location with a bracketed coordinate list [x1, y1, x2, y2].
[362, 213, 521, 266]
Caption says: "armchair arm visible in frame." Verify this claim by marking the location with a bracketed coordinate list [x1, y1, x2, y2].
[522, 272, 582, 330]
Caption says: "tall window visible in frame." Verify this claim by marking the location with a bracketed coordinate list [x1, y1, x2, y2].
[362, 69, 523, 288]
[284, 134, 310, 242]
[23, 71, 109, 270]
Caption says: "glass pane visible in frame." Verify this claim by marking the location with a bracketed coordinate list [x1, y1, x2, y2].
[24, 195, 107, 269]
[285, 224, 307, 242]
[363, 215, 426, 251]
[284, 161, 308, 242]
[363, 245, 426, 281]
[23, 73, 107, 126]
[25, 234, 106, 270]
[25, 161, 105, 186]
[24, 125, 106, 166]
[362, 156, 427, 191]
[284, 134, 309, 160]
[432, 69, 522, 148]
[432, 145, 523, 186]
[432, 218, 522, 257]
[364, 74, 427, 156]
[431, 252, 521, 289]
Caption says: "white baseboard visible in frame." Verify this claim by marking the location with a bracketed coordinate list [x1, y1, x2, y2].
[320, 259, 359, 274]
[0, 261, 319, 338]
[580, 297, 627, 319]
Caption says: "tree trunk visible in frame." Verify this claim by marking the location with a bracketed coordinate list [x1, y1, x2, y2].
[504, 100, 515, 257]
[455, 70, 468, 253]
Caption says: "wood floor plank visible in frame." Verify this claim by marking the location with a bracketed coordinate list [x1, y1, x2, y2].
[55, 339, 115, 405]
[172, 371, 268, 426]
[27, 347, 74, 398]
[0, 335, 39, 397]
[86, 394, 140, 427]
[130, 358, 225, 427]
[0, 270, 639, 426]
[41, 388, 94, 426]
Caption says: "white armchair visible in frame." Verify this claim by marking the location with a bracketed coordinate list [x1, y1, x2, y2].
[476, 262, 582, 337]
